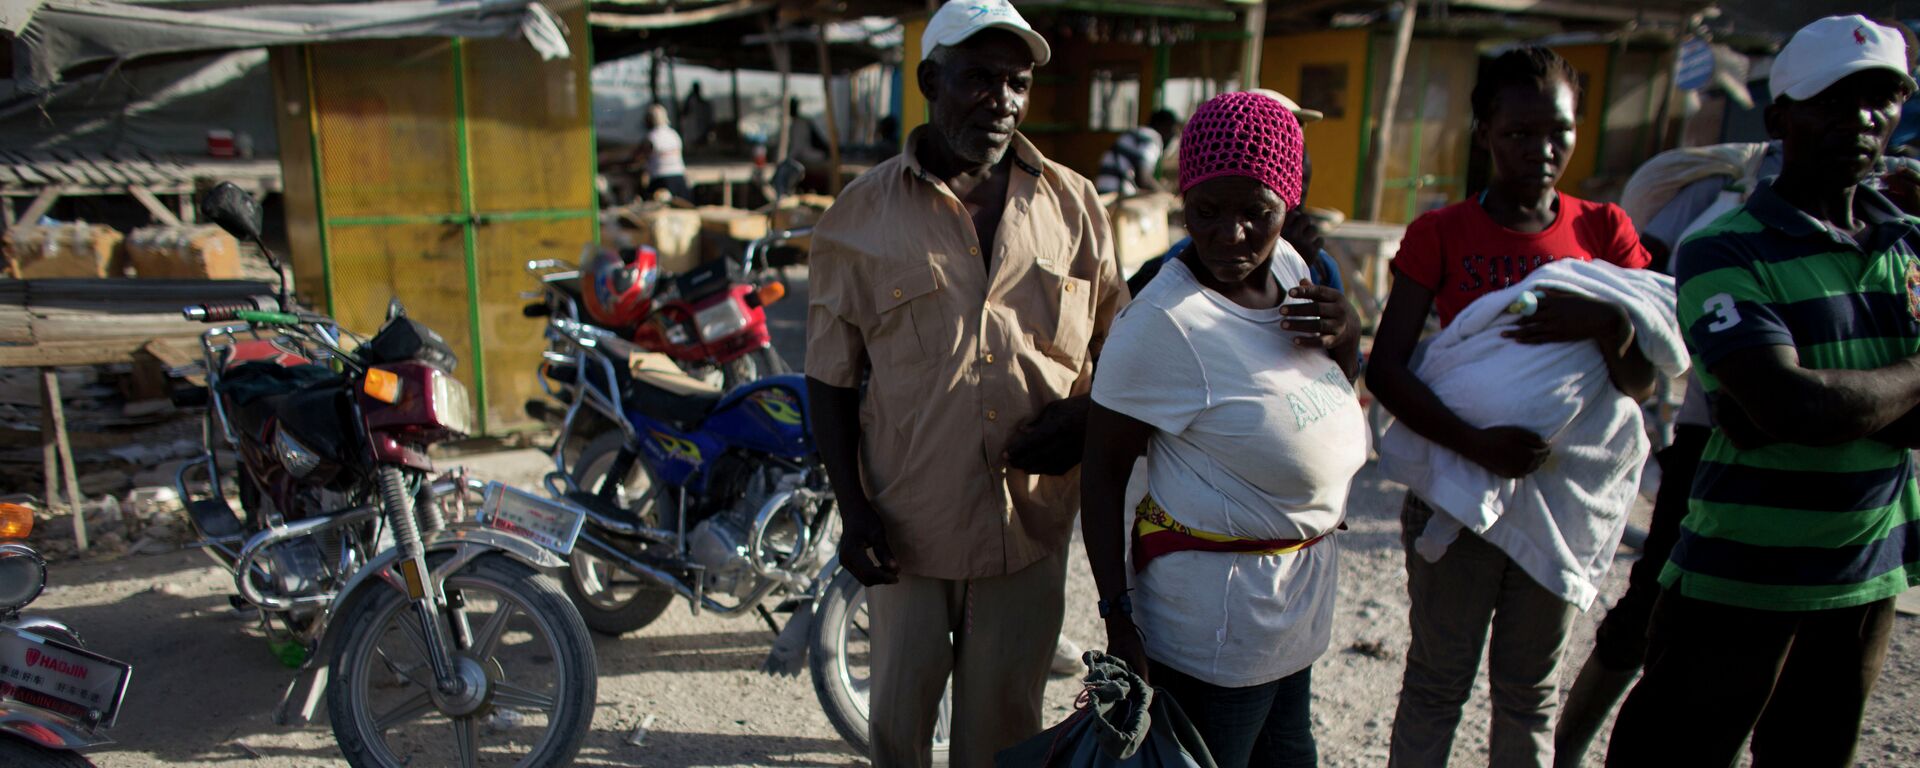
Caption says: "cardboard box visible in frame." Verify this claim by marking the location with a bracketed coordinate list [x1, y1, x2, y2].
[1109, 193, 1176, 277]
[617, 206, 704, 274]
[695, 206, 769, 243]
[768, 193, 834, 252]
[126, 225, 243, 279]
[4, 222, 123, 278]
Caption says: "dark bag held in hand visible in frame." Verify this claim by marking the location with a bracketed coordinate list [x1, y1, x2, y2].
[995, 651, 1217, 768]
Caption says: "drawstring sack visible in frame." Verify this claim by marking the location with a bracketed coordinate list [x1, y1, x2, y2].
[994, 650, 1217, 768]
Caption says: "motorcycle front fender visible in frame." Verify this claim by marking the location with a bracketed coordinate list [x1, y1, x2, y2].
[310, 524, 566, 669]
[0, 704, 112, 750]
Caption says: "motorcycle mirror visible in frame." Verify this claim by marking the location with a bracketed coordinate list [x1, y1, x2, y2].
[386, 298, 407, 322]
[771, 159, 805, 198]
[198, 181, 265, 242]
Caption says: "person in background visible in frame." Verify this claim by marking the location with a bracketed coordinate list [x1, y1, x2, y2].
[637, 103, 690, 202]
[1128, 90, 1338, 297]
[1367, 47, 1654, 768]
[680, 82, 715, 149]
[1083, 91, 1364, 768]
[1096, 108, 1180, 196]
[804, 1, 1125, 765]
[1606, 16, 1920, 766]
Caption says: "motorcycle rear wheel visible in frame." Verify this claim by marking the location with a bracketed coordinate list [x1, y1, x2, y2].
[563, 432, 677, 636]
[327, 554, 597, 768]
[809, 566, 952, 762]
[0, 737, 95, 768]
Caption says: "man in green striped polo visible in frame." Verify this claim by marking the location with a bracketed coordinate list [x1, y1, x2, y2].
[1606, 15, 1920, 768]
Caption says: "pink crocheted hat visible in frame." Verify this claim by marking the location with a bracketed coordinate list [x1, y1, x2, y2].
[1178, 91, 1304, 209]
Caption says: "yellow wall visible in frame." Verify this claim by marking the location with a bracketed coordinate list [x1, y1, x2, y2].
[1551, 43, 1612, 197]
[901, 15, 929, 145]
[1261, 28, 1371, 217]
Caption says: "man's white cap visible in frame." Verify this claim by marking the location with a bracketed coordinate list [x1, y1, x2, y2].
[1771, 14, 1917, 102]
[921, 0, 1051, 67]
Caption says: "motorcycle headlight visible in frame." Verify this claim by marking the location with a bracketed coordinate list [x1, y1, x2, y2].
[0, 543, 47, 612]
[274, 430, 324, 479]
[694, 299, 750, 342]
[430, 371, 476, 437]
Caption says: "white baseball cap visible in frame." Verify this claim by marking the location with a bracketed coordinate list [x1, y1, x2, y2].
[1771, 15, 1917, 102]
[921, 0, 1051, 67]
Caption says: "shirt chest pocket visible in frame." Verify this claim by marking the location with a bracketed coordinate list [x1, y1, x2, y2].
[871, 262, 946, 370]
[1032, 267, 1094, 369]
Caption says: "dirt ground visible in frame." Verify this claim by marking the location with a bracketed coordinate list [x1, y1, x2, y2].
[31, 268, 1920, 766]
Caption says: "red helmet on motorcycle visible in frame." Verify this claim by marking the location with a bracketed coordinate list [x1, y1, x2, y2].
[581, 245, 659, 330]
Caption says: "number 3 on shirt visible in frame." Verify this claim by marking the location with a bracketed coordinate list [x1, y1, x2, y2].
[1703, 293, 1741, 332]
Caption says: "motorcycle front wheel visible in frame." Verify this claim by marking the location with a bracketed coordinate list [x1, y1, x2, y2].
[564, 431, 678, 635]
[327, 554, 596, 768]
[809, 566, 952, 762]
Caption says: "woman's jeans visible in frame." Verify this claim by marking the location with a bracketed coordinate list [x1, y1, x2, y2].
[1149, 660, 1317, 768]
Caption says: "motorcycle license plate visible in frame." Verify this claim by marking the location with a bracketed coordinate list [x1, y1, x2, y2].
[0, 626, 132, 728]
[480, 482, 586, 556]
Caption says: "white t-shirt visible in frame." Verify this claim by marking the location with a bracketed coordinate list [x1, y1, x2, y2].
[1092, 246, 1369, 687]
[646, 126, 685, 178]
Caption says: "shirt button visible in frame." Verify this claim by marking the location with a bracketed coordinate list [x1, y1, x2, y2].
[1065, 282, 1076, 294]
[984, 353, 995, 364]
[969, 246, 980, 256]
[987, 409, 998, 421]
[892, 288, 903, 299]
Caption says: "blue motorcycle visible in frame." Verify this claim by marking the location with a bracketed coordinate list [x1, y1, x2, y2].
[527, 258, 951, 758]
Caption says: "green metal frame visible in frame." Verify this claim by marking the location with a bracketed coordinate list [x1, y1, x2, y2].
[451, 38, 490, 436]
[1591, 44, 1618, 180]
[304, 31, 596, 435]
[302, 47, 337, 314]
[1354, 31, 1377, 217]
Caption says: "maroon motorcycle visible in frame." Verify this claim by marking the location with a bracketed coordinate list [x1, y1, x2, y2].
[172, 183, 597, 768]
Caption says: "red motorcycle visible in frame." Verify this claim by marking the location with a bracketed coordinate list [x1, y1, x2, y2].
[524, 230, 798, 390]
[173, 183, 598, 768]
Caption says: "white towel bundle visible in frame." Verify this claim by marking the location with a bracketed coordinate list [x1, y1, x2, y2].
[1376, 258, 1689, 609]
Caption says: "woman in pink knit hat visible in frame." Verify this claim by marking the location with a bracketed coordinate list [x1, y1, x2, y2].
[1080, 91, 1367, 767]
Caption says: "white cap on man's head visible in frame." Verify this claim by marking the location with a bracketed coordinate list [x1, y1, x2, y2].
[921, 0, 1051, 67]
[1771, 14, 1916, 102]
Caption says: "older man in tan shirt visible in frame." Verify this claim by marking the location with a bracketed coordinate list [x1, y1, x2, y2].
[804, 2, 1125, 765]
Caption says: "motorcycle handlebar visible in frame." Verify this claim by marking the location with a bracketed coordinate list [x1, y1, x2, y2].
[182, 295, 283, 323]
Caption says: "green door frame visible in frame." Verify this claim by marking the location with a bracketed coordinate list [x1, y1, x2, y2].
[301, 38, 597, 435]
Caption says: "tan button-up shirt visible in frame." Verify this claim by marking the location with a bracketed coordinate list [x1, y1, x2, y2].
[807, 129, 1127, 580]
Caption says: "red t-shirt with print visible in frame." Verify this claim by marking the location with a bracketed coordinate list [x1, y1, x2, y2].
[1390, 193, 1651, 327]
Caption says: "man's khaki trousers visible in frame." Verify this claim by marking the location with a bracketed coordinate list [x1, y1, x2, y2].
[867, 550, 1068, 768]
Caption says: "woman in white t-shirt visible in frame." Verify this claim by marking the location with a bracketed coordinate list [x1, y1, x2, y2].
[637, 103, 689, 201]
[1082, 91, 1367, 768]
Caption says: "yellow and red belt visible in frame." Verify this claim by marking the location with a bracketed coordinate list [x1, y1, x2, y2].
[1131, 494, 1336, 574]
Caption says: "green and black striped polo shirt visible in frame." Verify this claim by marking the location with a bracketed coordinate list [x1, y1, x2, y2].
[1668, 180, 1920, 611]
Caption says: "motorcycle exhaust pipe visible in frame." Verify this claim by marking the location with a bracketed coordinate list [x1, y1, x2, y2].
[573, 531, 750, 615]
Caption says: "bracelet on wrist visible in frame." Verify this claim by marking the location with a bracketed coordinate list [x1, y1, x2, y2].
[1097, 593, 1132, 619]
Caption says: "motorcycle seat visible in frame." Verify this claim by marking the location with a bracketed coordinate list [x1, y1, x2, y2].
[623, 352, 724, 427]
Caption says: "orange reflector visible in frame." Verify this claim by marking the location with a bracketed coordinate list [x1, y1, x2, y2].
[0, 503, 33, 539]
[363, 368, 403, 404]
[757, 281, 787, 306]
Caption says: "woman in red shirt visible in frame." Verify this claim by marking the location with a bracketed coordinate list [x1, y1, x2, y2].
[1366, 47, 1655, 768]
